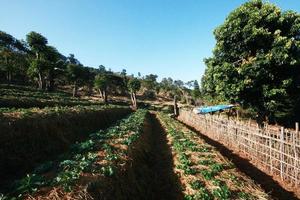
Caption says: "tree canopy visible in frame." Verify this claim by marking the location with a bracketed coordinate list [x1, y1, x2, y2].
[202, 0, 300, 124]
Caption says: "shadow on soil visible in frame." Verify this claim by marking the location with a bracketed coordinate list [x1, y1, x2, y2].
[149, 113, 183, 200]
[179, 120, 298, 200]
[89, 113, 183, 200]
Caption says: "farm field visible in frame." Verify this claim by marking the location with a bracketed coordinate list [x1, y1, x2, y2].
[0, 109, 148, 199]
[1, 109, 272, 200]
[0, 87, 134, 194]
[157, 113, 271, 200]
[1, 0, 300, 198]
[0, 84, 104, 108]
[0, 85, 299, 200]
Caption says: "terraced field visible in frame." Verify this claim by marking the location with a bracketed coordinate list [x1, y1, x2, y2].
[0, 86, 294, 200]
[0, 85, 102, 108]
[0, 104, 131, 185]
[1, 110, 147, 199]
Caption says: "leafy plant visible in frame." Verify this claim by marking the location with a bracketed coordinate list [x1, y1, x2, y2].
[211, 163, 224, 174]
[12, 174, 45, 195]
[190, 180, 204, 190]
[198, 159, 216, 166]
[237, 192, 254, 200]
[6, 110, 148, 198]
[101, 166, 115, 177]
[212, 185, 231, 200]
[200, 170, 215, 180]
[194, 188, 213, 200]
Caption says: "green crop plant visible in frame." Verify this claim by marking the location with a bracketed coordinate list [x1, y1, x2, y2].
[5, 109, 148, 199]
[194, 188, 213, 200]
[237, 192, 254, 200]
[196, 145, 211, 153]
[228, 174, 244, 187]
[12, 174, 45, 195]
[212, 185, 231, 200]
[0, 84, 104, 109]
[198, 159, 216, 166]
[184, 194, 194, 200]
[200, 169, 215, 180]
[212, 179, 222, 187]
[184, 188, 213, 200]
[101, 166, 115, 177]
[190, 180, 204, 190]
[179, 153, 193, 166]
[210, 163, 224, 174]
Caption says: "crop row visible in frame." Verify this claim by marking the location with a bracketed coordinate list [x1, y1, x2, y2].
[0, 109, 148, 199]
[157, 113, 269, 200]
[0, 85, 101, 108]
[0, 104, 124, 121]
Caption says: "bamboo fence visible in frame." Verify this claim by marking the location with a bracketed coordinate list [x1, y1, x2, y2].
[178, 109, 300, 188]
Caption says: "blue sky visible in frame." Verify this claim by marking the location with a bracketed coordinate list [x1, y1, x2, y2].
[1, 0, 300, 82]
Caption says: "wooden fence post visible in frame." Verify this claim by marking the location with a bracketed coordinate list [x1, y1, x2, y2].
[295, 122, 299, 185]
[280, 127, 284, 180]
[269, 129, 273, 174]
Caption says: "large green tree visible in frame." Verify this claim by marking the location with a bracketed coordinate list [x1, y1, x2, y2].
[43, 46, 65, 91]
[0, 31, 28, 83]
[26, 31, 49, 89]
[202, 0, 300, 124]
[143, 74, 158, 91]
[94, 67, 110, 103]
[66, 54, 84, 97]
[127, 77, 141, 109]
[192, 80, 201, 99]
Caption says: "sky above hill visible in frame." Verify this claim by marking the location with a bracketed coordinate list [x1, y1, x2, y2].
[1, 0, 300, 82]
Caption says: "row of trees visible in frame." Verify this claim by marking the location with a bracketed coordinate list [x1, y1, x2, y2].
[201, 0, 300, 125]
[93, 66, 202, 106]
[0, 30, 202, 108]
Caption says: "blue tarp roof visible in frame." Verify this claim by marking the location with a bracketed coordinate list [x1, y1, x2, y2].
[193, 104, 235, 114]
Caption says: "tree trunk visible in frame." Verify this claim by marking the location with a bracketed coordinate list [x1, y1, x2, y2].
[47, 69, 54, 91]
[88, 85, 93, 96]
[130, 92, 137, 109]
[103, 90, 108, 103]
[133, 92, 137, 108]
[38, 72, 44, 90]
[7, 71, 12, 85]
[174, 96, 179, 116]
[4, 56, 12, 85]
[98, 89, 108, 103]
[98, 89, 103, 98]
[73, 81, 78, 97]
[130, 93, 134, 106]
[185, 94, 189, 105]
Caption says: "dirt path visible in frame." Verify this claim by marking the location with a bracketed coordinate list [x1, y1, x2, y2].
[89, 113, 183, 200]
[148, 113, 183, 199]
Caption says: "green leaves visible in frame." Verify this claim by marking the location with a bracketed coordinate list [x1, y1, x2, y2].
[5, 109, 147, 198]
[26, 31, 48, 54]
[127, 78, 141, 93]
[101, 166, 115, 177]
[94, 73, 109, 90]
[212, 185, 231, 200]
[13, 174, 46, 195]
[202, 0, 300, 123]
